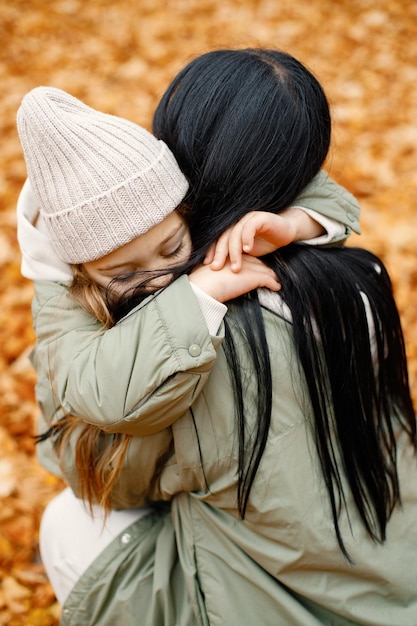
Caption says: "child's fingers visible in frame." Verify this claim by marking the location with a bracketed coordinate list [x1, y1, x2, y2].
[227, 223, 246, 272]
[209, 229, 233, 270]
[190, 254, 281, 302]
[210, 212, 277, 273]
[240, 220, 258, 253]
[203, 243, 216, 265]
[261, 274, 281, 291]
[229, 215, 264, 268]
[239, 254, 281, 291]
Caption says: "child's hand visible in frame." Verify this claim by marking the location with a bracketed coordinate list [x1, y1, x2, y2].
[189, 254, 280, 303]
[204, 208, 324, 272]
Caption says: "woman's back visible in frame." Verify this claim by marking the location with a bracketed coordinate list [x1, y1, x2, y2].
[158, 247, 417, 625]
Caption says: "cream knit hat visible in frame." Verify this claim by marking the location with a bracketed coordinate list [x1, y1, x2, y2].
[16, 87, 189, 263]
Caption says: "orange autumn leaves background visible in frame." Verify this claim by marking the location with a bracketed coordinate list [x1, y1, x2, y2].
[0, 1, 416, 624]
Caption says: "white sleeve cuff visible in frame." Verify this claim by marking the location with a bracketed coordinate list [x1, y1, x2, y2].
[290, 206, 345, 245]
[189, 281, 227, 335]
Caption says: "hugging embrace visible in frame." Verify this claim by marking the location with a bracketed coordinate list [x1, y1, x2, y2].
[17, 48, 417, 626]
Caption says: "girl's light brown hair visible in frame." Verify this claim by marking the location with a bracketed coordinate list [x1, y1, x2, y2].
[51, 265, 130, 513]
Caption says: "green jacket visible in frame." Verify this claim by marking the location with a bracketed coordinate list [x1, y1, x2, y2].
[33, 278, 417, 626]
[32, 177, 417, 624]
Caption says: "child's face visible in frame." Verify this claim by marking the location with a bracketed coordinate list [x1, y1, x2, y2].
[83, 211, 192, 289]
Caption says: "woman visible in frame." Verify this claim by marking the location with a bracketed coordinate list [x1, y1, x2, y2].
[19, 49, 416, 625]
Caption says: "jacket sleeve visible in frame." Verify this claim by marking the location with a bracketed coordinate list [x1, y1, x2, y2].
[35, 408, 177, 507]
[60, 424, 176, 509]
[292, 169, 361, 244]
[32, 275, 223, 437]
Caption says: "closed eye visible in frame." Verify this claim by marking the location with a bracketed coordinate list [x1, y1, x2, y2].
[162, 241, 185, 259]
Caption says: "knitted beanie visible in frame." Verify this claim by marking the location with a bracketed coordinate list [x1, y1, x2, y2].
[16, 86, 189, 263]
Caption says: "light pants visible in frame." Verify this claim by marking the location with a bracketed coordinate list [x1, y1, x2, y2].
[39, 488, 151, 605]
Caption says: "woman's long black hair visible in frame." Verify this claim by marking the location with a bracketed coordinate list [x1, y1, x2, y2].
[114, 48, 416, 557]
[272, 245, 415, 557]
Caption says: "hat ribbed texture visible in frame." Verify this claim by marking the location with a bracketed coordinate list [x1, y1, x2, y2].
[17, 87, 189, 263]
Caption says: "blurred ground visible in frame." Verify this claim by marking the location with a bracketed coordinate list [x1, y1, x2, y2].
[0, 0, 416, 623]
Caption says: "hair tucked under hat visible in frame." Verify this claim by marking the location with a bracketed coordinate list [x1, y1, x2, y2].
[17, 87, 189, 263]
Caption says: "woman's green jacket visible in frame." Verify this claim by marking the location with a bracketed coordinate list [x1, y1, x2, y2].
[30, 175, 417, 625]
[32, 277, 417, 626]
